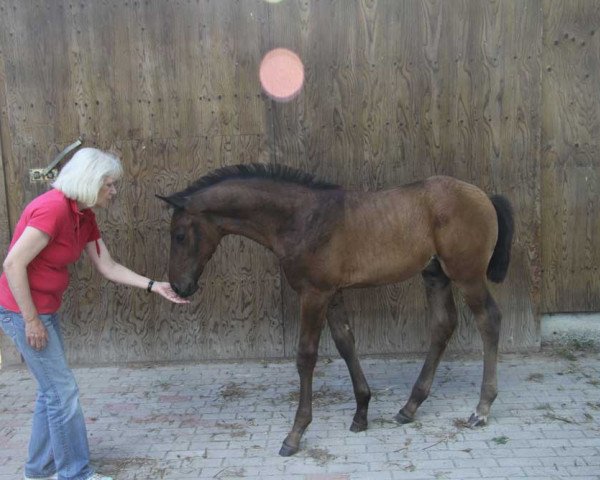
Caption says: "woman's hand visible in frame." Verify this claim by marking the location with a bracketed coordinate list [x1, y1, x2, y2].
[25, 317, 49, 350]
[152, 281, 190, 304]
[85, 240, 190, 304]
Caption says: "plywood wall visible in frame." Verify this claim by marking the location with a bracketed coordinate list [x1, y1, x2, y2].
[0, 0, 595, 365]
[273, 0, 542, 357]
[541, 0, 600, 312]
[0, 48, 21, 366]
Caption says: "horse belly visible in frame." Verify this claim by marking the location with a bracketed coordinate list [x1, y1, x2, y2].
[343, 248, 433, 288]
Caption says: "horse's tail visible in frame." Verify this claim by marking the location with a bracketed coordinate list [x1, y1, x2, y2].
[487, 195, 515, 283]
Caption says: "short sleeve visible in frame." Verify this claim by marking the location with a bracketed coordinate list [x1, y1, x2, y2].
[26, 201, 66, 239]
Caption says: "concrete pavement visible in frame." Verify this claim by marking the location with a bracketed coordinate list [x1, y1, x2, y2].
[1, 349, 599, 479]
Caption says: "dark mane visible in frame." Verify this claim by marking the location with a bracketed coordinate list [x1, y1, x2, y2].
[172, 163, 340, 198]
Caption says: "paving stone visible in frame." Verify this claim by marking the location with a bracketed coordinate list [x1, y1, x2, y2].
[1, 352, 599, 479]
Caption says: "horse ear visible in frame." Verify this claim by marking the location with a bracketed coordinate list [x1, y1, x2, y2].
[155, 194, 189, 209]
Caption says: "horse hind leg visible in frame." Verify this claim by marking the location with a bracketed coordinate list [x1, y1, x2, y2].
[457, 279, 502, 427]
[327, 291, 371, 432]
[396, 257, 458, 424]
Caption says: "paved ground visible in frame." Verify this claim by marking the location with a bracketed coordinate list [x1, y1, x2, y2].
[1, 348, 599, 480]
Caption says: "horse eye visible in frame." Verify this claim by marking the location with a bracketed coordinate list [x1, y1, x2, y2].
[175, 233, 185, 243]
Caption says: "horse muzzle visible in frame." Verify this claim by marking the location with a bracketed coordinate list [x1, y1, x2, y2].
[170, 282, 199, 298]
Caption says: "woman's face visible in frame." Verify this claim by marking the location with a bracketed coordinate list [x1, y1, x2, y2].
[95, 176, 118, 208]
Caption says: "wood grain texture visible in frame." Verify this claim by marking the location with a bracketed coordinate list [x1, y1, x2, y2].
[60, 137, 284, 365]
[0, 38, 13, 260]
[0, 44, 22, 366]
[541, 0, 600, 312]
[275, 0, 541, 356]
[3, 0, 589, 364]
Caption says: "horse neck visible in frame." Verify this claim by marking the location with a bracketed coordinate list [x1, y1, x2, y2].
[195, 180, 320, 254]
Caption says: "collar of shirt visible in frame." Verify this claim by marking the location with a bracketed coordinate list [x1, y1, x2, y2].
[66, 195, 101, 256]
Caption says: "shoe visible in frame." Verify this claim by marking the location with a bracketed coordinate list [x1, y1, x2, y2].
[86, 474, 113, 480]
[24, 475, 57, 480]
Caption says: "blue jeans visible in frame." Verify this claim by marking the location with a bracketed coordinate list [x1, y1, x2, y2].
[0, 306, 94, 480]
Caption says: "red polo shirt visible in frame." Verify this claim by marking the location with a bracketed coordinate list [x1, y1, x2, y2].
[0, 188, 101, 314]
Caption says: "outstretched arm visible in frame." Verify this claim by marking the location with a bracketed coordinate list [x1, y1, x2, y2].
[84, 239, 188, 304]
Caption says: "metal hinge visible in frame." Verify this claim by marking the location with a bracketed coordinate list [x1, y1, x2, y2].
[29, 137, 83, 183]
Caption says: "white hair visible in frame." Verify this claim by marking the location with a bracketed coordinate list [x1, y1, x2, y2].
[52, 148, 123, 207]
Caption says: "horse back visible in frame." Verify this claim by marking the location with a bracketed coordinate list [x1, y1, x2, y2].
[315, 176, 497, 288]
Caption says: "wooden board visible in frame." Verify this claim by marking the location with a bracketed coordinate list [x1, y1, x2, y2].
[275, 0, 540, 356]
[541, 0, 600, 312]
[3, 0, 587, 364]
[0, 46, 22, 366]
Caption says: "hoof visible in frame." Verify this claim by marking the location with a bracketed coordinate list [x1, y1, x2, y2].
[394, 410, 414, 425]
[467, 412, 487, 428]
[350, 419, 368, 433]
[279, 441, 299, 457]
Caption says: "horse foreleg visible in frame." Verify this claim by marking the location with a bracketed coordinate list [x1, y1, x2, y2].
[280, 289, 331, 457]
[459, 280, 501, 427]
[396, 258, 457, 424]
[327, 291, 371, 432]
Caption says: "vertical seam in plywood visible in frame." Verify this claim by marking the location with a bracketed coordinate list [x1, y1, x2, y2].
[0, 46, 21, 366]
[0, 50, 14, 249]
[539, 0, 549, 315]
[264, 4, 288, 358]
[534, 0, 544, 322]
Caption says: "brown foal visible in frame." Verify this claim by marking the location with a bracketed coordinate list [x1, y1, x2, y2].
[158, 163, 514, 456]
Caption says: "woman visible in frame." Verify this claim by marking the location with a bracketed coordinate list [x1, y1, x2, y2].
[0, 148, 188, 480]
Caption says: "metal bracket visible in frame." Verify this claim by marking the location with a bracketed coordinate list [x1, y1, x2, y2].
[29, 167, 59, 183]
[29, 137, 83, 183]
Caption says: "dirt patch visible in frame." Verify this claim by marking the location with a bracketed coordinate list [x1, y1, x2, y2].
[305, 447, 336, 465]
[543, 412, 578, 424]
[287, 386, 350, 407]
[527, 373, 544, 382]
[372, 417, 399, 428]
[452, 418, 470, 429]
[98, 457, 166, 478]
[220, 382, 248, 400]
[214, 466, 246, 478]
[213, 420, 251, 437]
[545, 338, 598, 361]
[587, 401, 600, 410]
